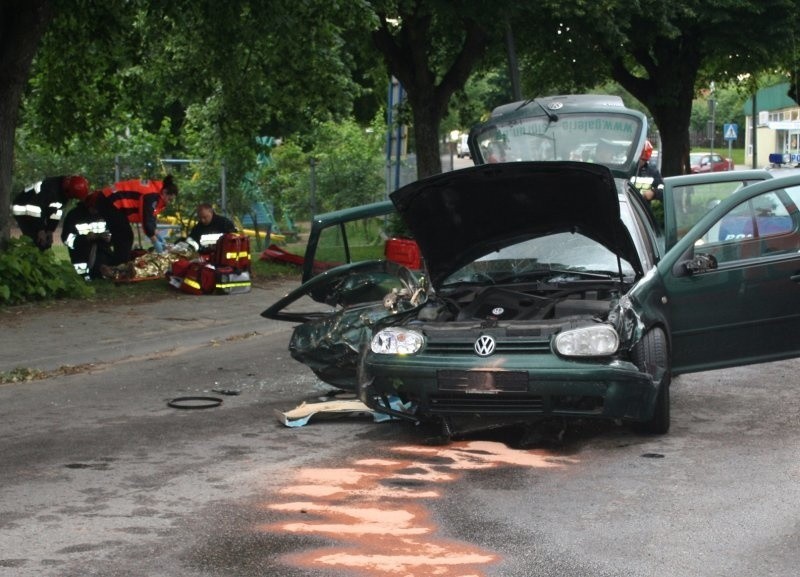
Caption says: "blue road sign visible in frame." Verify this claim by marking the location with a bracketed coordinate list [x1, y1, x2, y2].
[724, 123, 738, 141]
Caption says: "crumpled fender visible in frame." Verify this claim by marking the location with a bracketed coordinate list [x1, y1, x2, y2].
[290, 299, 421, 389]
[609, 293, 645, 351]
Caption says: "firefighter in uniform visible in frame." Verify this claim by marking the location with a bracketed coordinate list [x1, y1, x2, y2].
[61, 191, 112, 280]
[188, 203, 237, 252]
[96, 174, 178, 265]
[12, 175, 90, 250]
[633, 140, 665, 204]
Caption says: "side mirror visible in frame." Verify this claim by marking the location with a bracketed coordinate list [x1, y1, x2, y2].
[683, 253, 718, 275]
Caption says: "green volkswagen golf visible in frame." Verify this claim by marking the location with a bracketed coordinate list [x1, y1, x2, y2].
[264, 95, 800, 436]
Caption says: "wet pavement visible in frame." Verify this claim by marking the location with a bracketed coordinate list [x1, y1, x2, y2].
[1, 280, 799, 576]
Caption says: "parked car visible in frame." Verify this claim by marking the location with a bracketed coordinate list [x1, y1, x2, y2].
[264, 94, 798, 436]
[690, 152, 734, 173]
[457, 134, 470, 158]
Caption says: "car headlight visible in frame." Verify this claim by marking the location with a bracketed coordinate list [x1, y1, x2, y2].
[370, 327, 424, 355]
[554, 325, 619, 357]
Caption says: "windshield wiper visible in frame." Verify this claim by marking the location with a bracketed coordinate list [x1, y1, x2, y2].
[513, 98, 559, 123]
[492, 268, 616, 284]
[533, 98, 559, 123]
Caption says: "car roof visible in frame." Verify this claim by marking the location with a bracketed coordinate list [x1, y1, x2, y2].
[488, 94, 626, 118]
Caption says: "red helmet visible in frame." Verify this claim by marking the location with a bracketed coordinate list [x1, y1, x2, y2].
[641, 140, 654, 161]
[63, 175, 90, 201]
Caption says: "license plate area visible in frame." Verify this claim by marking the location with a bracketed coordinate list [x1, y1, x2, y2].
[437, 370, 528, 394]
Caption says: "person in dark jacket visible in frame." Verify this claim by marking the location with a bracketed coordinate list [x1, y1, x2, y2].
[12, 175, 90, 250]
[96, 175, 178, 265]
[188, 203, 237, 252]
[60, 191, 112, 280]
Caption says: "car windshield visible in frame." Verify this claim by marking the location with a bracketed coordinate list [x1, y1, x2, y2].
[473, 112, 641, 169]
[442, 232, 635, 286]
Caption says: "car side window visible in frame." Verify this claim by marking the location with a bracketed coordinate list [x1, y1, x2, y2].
[696, 189, 799, 265]
[313, 216, 391, 276]
[671, 180, 748, 243]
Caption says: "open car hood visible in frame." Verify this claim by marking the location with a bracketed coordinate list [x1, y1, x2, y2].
[390, 161, 641, 289]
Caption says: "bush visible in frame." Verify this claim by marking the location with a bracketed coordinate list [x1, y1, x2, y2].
[0, 238, 94, 305]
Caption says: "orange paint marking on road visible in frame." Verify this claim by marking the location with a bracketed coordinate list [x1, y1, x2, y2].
[281, 483, 440, 499]
[263, 440, 574, 576]
[267, 501, 430, 536]
[393, 440, 567, 470]
[290, 536, 497, 576]
[293, 467, 379, 484]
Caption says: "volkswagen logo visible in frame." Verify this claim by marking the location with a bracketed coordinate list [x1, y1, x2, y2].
[548, 102, 563, 110]
[474, 335, 496, 357]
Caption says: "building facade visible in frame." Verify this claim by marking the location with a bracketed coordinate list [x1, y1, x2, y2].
[743, 82, 800, 168]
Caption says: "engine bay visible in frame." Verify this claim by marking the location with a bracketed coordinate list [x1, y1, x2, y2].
[410, 282, 622, 324]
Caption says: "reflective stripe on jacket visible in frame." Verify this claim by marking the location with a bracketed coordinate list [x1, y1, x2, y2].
[64, 221, 108, 250]
[11, 177, 69, 232]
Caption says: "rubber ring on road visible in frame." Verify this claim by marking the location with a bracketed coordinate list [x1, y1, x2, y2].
[167, 396, 223, 410]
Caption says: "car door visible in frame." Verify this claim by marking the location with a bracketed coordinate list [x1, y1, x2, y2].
[661, 170, 773, 252]
[299, 200, 395, 282]
[262, 200, 419, 322]
[658, 173, 800, 374]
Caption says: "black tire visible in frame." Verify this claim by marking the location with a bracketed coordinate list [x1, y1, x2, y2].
[631, 327, 671, 434]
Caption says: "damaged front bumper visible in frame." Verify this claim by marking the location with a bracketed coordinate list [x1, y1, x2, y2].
[360, 351, 658, 425]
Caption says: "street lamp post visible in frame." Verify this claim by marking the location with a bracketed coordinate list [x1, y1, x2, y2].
[708, 97, 716, 156]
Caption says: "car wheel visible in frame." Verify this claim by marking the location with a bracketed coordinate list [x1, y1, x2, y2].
[631, 327, 671, 434]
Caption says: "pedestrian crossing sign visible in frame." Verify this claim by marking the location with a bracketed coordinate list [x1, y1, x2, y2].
[724, 123, 738, 140]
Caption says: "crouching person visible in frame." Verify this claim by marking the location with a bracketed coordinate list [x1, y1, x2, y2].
[61, 191, 112, 280]
[12, 175, 90, 250]
[188, 203, 237, 253]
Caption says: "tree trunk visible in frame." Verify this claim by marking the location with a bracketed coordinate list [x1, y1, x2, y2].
[371, 8, 488, 183]
[0, 0, 53, 249]
[610, 35, 701, 177]
[407, 92, 444, 179]
[650, 100, 694, 177]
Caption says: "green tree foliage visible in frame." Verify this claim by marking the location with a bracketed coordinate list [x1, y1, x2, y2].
[0, 237, 93, 304]
[262, 141, 311, 222]
[513, 0, 800, 175]
[445, 68, 513, 133]
[310, 119, 386, 212]
[690, 82, 748, 148]
[5, 0, 379, 247]
[261, 117, 386, 222]
[14, 115, 177, 190]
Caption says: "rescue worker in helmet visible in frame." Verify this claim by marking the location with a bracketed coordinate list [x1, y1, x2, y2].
[11, 175, 90, 250]
[60, 191, 112, 280]
[633, 140, 664, 204]
[95, 174, 178, 265]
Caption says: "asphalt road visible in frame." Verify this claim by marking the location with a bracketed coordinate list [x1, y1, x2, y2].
[1, 279, 799, 577]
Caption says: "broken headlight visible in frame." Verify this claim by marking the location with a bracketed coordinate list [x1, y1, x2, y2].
[554, 324, 619, 357]
[371, 327, 424, 355]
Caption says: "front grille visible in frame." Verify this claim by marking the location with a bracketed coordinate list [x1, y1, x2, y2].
[428, 394, 545, 414]
[424, 339, 551, 355]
